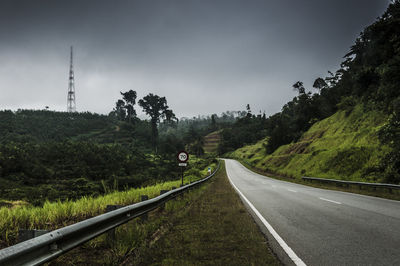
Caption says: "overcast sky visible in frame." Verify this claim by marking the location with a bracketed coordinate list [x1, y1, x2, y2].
[0, 0, 391, 118]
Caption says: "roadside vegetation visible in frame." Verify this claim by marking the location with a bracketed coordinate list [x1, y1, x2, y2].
[229, 104, 388, 182]
[135, 162, 280, 265]
[227, 104, 400, 200]
[0, 159, 217, 249]
[48, 162, 280, 266]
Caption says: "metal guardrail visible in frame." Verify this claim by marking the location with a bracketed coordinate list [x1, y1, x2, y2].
[302, 176, 400, 192]
[0, 162, 220, 266]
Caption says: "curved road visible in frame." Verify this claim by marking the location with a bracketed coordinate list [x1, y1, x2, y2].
[224, 159, 400, 266]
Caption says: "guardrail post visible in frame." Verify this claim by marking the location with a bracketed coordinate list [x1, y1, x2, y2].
[160, 190, 169, 210]
[106, 205, 123, 246]
[140, 195, 149, 222]
[18, 229, 49, 243]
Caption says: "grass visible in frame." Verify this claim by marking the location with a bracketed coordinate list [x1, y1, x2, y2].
[0, 160, 217, 248]
[46, 161, 280, 265]
[132, 161, 281, 265]
[230, 104, 390, 183]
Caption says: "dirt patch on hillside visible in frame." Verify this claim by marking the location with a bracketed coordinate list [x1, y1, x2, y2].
[281, 141, 311, 155]
[300, 130, 325, 142]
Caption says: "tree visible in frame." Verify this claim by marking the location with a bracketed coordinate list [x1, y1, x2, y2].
[120, 90, 137, 122]
[246, 104, 252, 118]
[211, 114, 217, 130]
[114, 99, 126, 120]
[138, 93, 170, 151]
[163, 109, 177, 124]
[293, 81, 305, 94]
[312, 77, 327, 92]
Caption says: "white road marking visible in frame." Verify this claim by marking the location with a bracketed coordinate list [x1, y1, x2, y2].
[287, 189, 297, 193]
[226, 169, 307, 266]
[319, 197, 342, 205]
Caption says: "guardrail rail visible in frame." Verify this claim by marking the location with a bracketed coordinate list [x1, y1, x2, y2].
[302, 176, 400, 193]
[0, 162, 220, 266]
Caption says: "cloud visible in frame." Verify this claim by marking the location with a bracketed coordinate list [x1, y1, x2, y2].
[0, 0, 391, 117]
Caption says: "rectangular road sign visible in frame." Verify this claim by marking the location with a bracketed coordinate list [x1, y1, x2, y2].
[179, 163, 187, 167]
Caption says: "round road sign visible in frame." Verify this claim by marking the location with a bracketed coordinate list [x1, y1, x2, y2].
[177, 151, 189, 162]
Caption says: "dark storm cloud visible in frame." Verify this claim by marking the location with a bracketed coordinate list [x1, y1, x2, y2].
[0, 0, 391, 117]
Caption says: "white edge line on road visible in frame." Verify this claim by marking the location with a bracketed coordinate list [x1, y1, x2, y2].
[287, 189, 297, 193]
[319, 197, 342, 205]
[226, 170, 307, 266]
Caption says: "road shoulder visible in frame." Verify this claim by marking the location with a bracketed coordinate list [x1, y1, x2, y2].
[133, 161, 281, 265]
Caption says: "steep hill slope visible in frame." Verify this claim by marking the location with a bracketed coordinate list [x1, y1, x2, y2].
[231, 104, 389, 183]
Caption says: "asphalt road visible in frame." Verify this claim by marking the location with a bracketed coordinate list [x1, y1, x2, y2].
[224, 159, 400, 266]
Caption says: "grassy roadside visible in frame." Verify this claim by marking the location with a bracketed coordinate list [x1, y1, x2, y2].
[132, 161, 281, 265]
[236, 159, 400, 201]
[0, 160, 217, 249]
[46, 161, 280, 265]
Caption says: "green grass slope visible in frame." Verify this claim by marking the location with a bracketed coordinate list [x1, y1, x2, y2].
[231, 104, 389, 183]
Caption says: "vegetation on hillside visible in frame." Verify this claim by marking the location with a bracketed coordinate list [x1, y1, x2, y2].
[220, 1, 400, 184]
[0, 89, 230, 205]
[230, 104, 389, 182]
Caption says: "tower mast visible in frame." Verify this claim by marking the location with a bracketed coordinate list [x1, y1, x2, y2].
[67, 46, 76, 112]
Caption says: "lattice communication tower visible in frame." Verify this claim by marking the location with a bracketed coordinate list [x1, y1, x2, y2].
[67, 46, 76, 112]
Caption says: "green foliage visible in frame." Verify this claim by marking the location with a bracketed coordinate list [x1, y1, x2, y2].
[218, 114, 268, 154]
[336, 96, 357, 115]
[0, 136, 216, 204]
[231, 104, 389, 183]
[378, 98, 400, 184]
[139, 93, 174, 150]
[0, 158, 216, 247]
[323, 147, 372, 176]
[111, 90, 138, 123]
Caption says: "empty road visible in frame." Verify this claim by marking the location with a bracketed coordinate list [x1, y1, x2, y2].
[224, 159, 400, 266]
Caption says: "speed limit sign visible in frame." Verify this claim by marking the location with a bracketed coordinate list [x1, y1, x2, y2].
[177, 151, 189, 163]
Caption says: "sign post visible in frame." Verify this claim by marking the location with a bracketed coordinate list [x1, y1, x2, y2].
[177, 151, 189, 186]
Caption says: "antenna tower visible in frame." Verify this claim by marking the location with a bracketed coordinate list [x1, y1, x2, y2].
[67, 46, 76, 112]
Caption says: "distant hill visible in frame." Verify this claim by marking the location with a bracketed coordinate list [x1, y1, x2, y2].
[0, 109, 151, 146]
[230, 104, 389, 183]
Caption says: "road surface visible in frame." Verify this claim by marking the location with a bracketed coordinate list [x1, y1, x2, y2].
[224, 159, 400, 266]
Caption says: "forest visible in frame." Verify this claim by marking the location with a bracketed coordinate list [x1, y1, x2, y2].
[0, 92, 239, 205]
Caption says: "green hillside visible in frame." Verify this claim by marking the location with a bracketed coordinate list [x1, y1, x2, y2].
[203, 130, 221, 153]
[231, 104, 389, 183]
[0, 109, 151, 146]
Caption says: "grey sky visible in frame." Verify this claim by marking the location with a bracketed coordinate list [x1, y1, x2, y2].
[0, 0, 391, 118]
